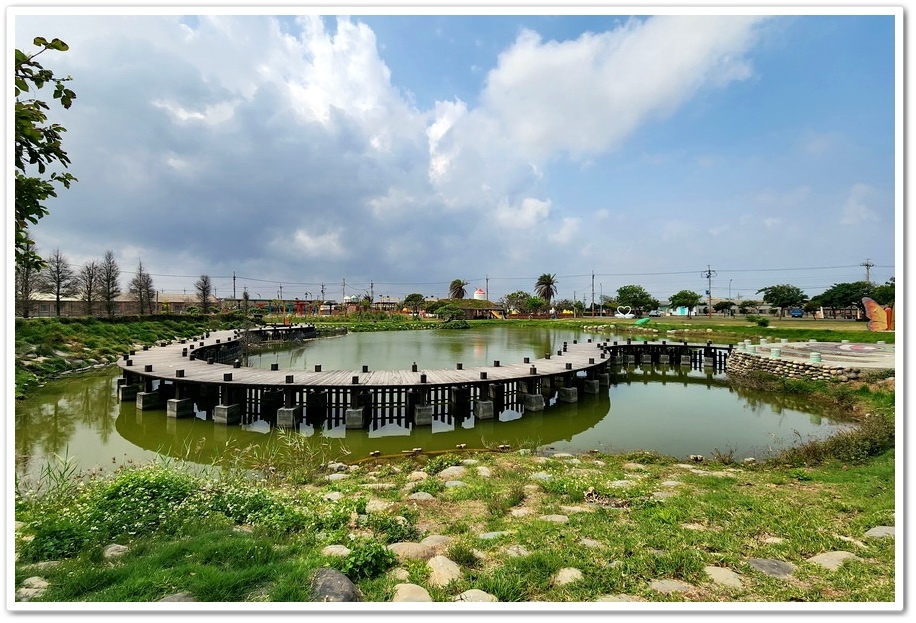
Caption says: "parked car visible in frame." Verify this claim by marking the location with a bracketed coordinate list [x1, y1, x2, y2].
[789, 308, 804, 318]
[648, 310, 661, 317]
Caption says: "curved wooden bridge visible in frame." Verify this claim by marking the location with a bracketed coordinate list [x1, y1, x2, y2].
[115, 325, 732, 429]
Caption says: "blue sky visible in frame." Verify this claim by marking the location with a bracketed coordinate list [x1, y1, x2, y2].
[10, 6, 900, 306]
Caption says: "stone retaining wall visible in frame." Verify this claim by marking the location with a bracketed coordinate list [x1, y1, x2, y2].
[726, 351, 869, 383]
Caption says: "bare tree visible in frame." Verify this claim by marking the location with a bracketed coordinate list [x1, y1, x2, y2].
[98, 250, 121, 317]
[42, 248, 77, 316]
[128, 259, 156, 315]
[15, 242, 42, 317]
[77, 260, 100, 316]
[195, 274, 213, 313]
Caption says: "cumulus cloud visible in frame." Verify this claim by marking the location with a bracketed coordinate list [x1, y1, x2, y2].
[493, 197, 552, 229]
[839, 183, 879, 225]
[548, 217, 581, 244]
[476, 15, 764, 161]
[13, 12, 781, 297]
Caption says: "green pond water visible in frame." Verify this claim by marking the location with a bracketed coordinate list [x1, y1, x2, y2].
[14, 326, 850, 485]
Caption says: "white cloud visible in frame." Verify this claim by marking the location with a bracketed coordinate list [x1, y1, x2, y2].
[751, 186, 812, 208]
[799, 130, 841, 155]
[493, 197, 552, 229]
[292, 228, 346, 258]
[426, 99, 468, 183]
[152, 99, 238, 125]
[548, 217, 581, 244]
[477, 15, 765, 161]
[840, 183, 879, 225]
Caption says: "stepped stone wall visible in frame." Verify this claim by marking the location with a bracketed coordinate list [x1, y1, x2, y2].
[726, 351, 871, 383]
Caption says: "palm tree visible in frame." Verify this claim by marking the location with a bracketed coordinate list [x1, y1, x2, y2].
[534, 273, 558, 303]
[449, 279, 469, 299]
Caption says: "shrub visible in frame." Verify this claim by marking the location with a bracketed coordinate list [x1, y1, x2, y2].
[745, 314, 770, 327]
[17, 516, 91, 562]
[332, 539, 397, 580]
[362, 512, 421, 544]
[775, 414, 894, 466]
[81, 465, 200, 539]
[207, 484, 313, 532]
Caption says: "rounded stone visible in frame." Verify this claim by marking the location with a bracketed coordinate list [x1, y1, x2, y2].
[392, 583, 433, 602]
[437, 465, 468, 480]
[388, 542, 436, 562]
[453, 589, 498, 602]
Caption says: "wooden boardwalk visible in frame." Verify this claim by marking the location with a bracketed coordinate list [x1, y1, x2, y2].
[116, 326, 614, 387]
[115, 326, 731, 427]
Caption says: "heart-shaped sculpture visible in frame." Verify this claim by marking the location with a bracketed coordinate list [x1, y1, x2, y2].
[616, 306, 632, 316]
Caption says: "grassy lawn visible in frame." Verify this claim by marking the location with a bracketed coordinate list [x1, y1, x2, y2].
[14, 443, 896, 605]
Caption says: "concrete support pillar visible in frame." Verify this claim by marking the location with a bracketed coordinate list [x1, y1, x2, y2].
[414, 404, 433, 426]
[474, 400, 494, 420]
[522, 393, 545, 412]
[345, 407, 366, 429]
[118, 384, 140, 402]
[597, 373, 610, 387]
[277, 405, 302, 429]
[166, 398, 194, 419]
[136, 391, 160, 410]
[583, 379, 600, 395]
[557, 387, 578, 403]
[214, 404, 241, 425]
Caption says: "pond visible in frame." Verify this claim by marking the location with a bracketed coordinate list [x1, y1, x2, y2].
[14, 326, 851, 485]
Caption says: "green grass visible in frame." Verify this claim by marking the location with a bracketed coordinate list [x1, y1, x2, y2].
[14, 420, 896, 604]
[14, 316, 230, 397]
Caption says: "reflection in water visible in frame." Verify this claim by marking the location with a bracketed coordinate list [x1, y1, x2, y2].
[16, 328, 853, 485]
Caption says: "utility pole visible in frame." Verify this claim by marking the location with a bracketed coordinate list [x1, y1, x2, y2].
[591, 271, 595, 317]
[701, 265, 717, 317]
[861, 258, 875, 283]
[232, 271, 236, 299]
[485, 274, 489, 300]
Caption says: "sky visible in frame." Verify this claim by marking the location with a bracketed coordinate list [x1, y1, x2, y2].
[9, 4, 901, 307]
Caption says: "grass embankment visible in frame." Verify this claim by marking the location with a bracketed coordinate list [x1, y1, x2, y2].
[13, 315, 897, 604]
[13, 315, 234, 398]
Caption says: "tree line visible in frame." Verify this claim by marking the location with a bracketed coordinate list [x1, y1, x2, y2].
[435, 275, 895, 320]
[15, 244, 216, 319]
